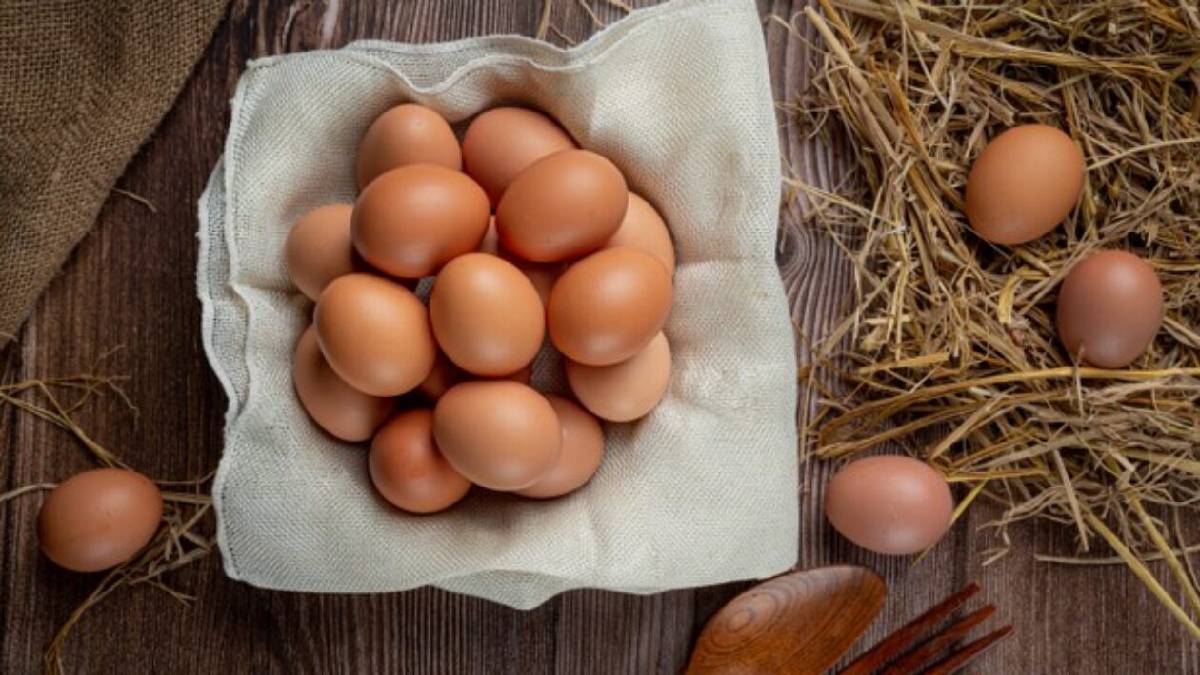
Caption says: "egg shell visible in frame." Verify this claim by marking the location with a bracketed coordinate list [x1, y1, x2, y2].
[480, 216, 498, 251]
[315, 273, 436, 397]
[479, 217, 561, 306]
[549, 246, 673, 366]
[605, 193, 675, 273]
[418, 351, 532, 401]
[1056, 249, 1163, 368]
[369, 409, 472, 514]
[429, 253, 545, 377]
[517, 396, 605, 499]
[462, 107, 576, 205]
[418, 351, 463, 400]
[37, 468, 163, 572]
[285, 204, 356, 300]
[825, 455, 953, 556]
[520, 265, 560, 308]
[355, 104, 461, 189]
[352, 164, 490, 278]
[432, 381, 561, 491]
[496, 149, 629, 263]
[293, 325, 393, 441]
[566, 332, 671, 422]
[964, 125, 1084, 245]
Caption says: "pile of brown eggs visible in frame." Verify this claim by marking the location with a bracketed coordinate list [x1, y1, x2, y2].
[287, 104, 675, 514]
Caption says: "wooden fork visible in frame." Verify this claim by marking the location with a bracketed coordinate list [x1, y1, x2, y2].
[839, 582, 1013, 675]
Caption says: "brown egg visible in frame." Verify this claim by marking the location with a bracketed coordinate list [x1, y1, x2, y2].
[825, 456, 953, 556]
[38, 468, 163, 572]
[352, 164, 490, 278]
[566, 332, 671, 422]
[369, 409, 471, 514]
[605, 193, 675, 273]
[503, 364, 533, 386]
[479, 216, 499, 253]
[517, 397, 605, 499]
[432, 381, 561, 490]
[285, 204, 356, 300]
[417, 351, 532, 400]
[418, 351, 463, 400]
[355, 103, 461, 189]
[315, 273, 435, 396]
[429, 253, 545, 377]
[965, 125, 1084, 245]
[496, 149, 629, 262]
[479, 217, 560, 306]
[293, 325, 393, 441]
[462, 107, 576, 204]
[549, 246, 673, 366]
[1056, 250, 1163, 368]
[522, 265, 560, 308]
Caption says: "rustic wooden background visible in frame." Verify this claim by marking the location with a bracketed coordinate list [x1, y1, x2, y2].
[2, 1, 1197, 672]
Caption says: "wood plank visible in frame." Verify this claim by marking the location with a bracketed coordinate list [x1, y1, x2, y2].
[1, 0, 1196, 673]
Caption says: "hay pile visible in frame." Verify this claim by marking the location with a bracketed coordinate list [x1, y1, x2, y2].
[789, 0, 1200, 637]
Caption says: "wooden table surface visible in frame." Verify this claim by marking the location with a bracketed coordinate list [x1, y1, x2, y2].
[2, 1, 1197, 672]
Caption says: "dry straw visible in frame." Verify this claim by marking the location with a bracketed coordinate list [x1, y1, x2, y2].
[786, 0, 1200, 638]
[0, 370, 214, 674]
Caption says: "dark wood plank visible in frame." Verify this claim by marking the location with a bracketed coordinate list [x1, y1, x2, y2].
[1, 0, 1197, 673]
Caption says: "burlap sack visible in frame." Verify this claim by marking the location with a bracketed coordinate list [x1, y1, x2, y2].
[199, 0, 798, 608]
[0, 0, 227, 345]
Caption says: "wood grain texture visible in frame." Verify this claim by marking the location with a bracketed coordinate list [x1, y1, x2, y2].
[687, 566, 885, 674]
[1, 0, 1198, 672]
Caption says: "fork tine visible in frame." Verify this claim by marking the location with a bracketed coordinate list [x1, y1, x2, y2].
[878, 605, 996, 675]
[838, 583, 981, 675]
[919, 625, 1014, 675]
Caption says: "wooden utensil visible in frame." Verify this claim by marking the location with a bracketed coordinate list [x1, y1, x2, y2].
[839, 582, 1012, 675]
[687, 572, 1013, 675]
[686, 566, 886, 675]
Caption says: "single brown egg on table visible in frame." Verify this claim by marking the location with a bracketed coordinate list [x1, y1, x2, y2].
[825, 455, 953, 556]
[417, 351, 532, 401]
[566, 331, 671, 422]
[478, 217, 560, 306]
[352, 164, 490, 278]
[38, 468, 163, 572]
[355, 103, 461, 189]
[496, 149, 629, 262]
[964, 124, 1084, 245]
[517, 396, 605, 499]
[605, 193, 675, 273]
[369, 409, 471, 514]
[433, 381, 561, 491]
[293, 325, 393, 441]
[549, 246, 673, 366]
[462, 106, 576, 205]
[315, 273, 435, 397]
[429, 253, 545, 377]
[286, 203, 356, 300]
[1056, 249, 1163, 368]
